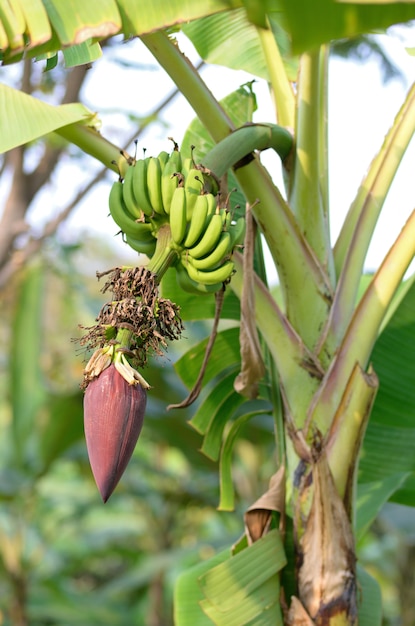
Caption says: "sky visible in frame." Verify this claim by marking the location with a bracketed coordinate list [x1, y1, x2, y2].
[2, 27, 415, 281]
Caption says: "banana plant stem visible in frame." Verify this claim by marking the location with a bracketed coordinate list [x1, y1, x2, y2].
[289, 48, 335, 288]
[235, 159, 333, 348]
[231, 252, 322, 425]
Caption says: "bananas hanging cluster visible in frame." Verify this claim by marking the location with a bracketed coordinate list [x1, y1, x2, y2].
[177, 199, 246, 294]
[108, 147, 245, 293]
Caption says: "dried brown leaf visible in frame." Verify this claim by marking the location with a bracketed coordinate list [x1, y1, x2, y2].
[287, 596, 315, 626]
[245, 465, 285, 543]
[298, 453, 357, 625]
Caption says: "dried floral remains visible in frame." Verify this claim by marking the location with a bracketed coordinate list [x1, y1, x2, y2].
[79, 266, 183, 370]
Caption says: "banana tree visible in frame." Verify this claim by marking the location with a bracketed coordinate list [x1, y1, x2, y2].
[2, 1, 415, 624]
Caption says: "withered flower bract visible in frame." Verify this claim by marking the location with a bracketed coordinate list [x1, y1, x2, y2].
[84, 363, 147, 502]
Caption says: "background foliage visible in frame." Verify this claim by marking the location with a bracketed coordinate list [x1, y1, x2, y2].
[1, 2, 415, 624]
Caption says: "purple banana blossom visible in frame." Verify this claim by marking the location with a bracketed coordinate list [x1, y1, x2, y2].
[84, 362, 147, 502]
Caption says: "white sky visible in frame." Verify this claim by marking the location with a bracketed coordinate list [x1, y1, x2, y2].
[2, 28, 415, 279]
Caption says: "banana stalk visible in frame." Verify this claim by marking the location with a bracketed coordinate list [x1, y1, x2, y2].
[146, 223, 179, 281]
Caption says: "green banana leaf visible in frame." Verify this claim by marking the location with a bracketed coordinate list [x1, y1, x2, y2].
[5, 0, 415, 66]
[1, 0, 245, 65]
[183, 8, 297, 81]
[0, 82, 98, 154]
[278, 0, 415, 54]
[357, 564, 383, 626]
[174, 328, 241, 391]
[0, 0, 415, 64]
[175, 547, 232, 626]
[358, 275, 415, 508]
[10, 262, 47, 465]
[8, 261, 86, 475]
[175, 529, 286, 626]
[219, 400, 273, 511]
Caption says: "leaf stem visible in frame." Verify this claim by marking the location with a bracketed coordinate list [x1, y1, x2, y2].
[234, 159, 332, 347]
[256, 21, 295, 128]
[140, 31, 234, 142]
[56, 123, 127, 175]
[231, 252, 322, 424]
[309, 209, 415, 434]
[324, 82, 415, 358]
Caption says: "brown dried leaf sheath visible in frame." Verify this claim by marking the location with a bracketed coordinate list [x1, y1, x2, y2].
[244, 465, 285, 543]
[298, 453, 357, 625]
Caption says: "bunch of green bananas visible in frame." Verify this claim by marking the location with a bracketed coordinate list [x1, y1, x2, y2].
[176, 198, 246, 293]
[108, 147, 245, 293]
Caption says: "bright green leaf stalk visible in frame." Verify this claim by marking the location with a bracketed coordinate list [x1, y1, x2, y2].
[256, 18, 295, 129]
[310, 209, 415, 436]
[323, 81, 415, 359]
[289, 47, 335, 292]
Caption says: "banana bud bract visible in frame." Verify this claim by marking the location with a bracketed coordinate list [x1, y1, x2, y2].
[84, 362, 147, 502]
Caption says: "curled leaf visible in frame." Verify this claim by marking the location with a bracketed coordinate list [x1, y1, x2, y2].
[244, 465, 286, 544]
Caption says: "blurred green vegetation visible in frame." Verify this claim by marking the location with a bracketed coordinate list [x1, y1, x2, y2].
[0, 238, 278, 625]
[0, 237, 413, 625]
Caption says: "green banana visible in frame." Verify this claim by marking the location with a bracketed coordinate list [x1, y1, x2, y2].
[206, 193, 217, 216]
[184, 168, 204, 220]
[125, 234, 157, 257]
[176, 261, 222, 294]
[161, 162, 180, 214]
[183, 193, 209, 248]
[109, 181, 147, 239]
[180, 157, 193, 178]
[122, 164, 143, 220]
[132, 158, 154, 217]
[185, 168, 204, 194]
[187, 212, 224, 259]
[185, 258, 235, 286]
[169, 186, 187, 245]
[229, 216, 246, 247]
[168, 149, 182, 173]
[223, 208, 232, 231]
[147, 156, 165, 215]
[188, 231, 232, 270]
[157, 150, 170, 170]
